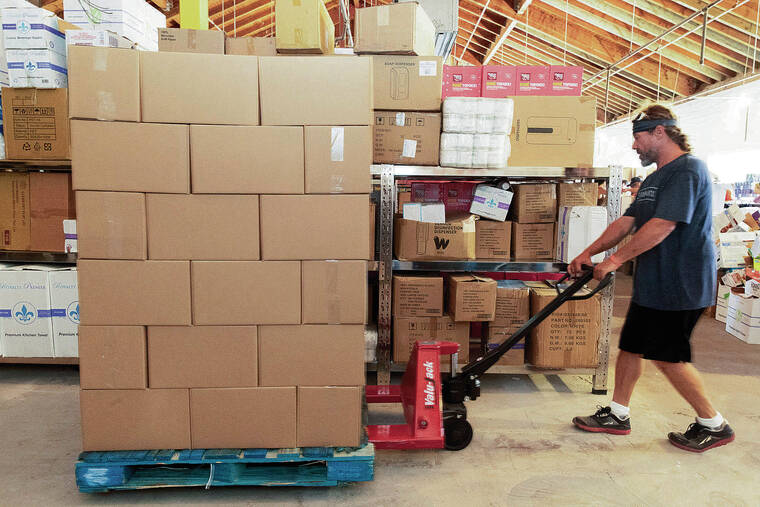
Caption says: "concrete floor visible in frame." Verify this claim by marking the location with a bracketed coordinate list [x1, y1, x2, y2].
[1, 273, 759, 506]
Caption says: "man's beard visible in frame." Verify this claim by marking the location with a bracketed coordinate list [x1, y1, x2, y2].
[637, 149, 656, 167]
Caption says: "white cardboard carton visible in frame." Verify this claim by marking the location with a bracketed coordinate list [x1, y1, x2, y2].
[65, 29, 134, 48]
[716, 283, 730, 323]
[1, 7, 66, 54]
[63, 0, 165, 51]
[0, 265, 54, 357]
[718, 231, 758, 268]
[6, 48, 67, 87]
[63, 219, 77, 253]
[402, 202, 446, 223]
[725, 292, 760, 344]
[469, 184, 513, 221]
[556, 206, 607, 263]
[48, 268, 78, 357]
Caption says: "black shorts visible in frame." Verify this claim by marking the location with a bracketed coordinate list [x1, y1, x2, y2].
[619, 302, 704, 363]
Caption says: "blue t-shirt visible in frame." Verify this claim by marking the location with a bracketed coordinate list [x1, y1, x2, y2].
[623, 154, 715, 311]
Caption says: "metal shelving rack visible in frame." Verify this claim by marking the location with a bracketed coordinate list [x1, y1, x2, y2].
[372, 164, 623, 394]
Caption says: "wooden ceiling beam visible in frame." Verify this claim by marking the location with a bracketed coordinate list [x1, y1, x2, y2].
[454, 43, 489, 65]
[233, 12, 275, 37]
[217, 1, 275, 33]
[669, 0, 760, 36]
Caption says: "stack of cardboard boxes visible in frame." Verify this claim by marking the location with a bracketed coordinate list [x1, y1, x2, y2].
[70, 45, 371, 451]
[442, 65, 583, 98]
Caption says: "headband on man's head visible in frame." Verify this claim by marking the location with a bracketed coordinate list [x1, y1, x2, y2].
[632, 116, 678, 133]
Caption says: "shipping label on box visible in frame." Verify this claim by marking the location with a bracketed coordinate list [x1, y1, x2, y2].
[48, 268, 78, 357]
[0, 266, 54, 357]
[725, 292, 760, 344]
[475, 220, 511, 259]
[158, 27, 225, 54]
[512, 183, 557, 223]
[393, 275, 443, 318]
[372, 55, 442, 111]
[442, 65, 481, 98]
[512, 222, 555, 260]
[66, 29, 134, 48]
[393, 314, 469, 364]
[373, 111, 441, 165]
[447, 274, 497, 322]
[550, 65, 583, 96]
[516, 65, 550, 95]
[481, 65, 516, 98]
[6, 49, 68, 88]
[0, 172, 30, 250]
[2, 88, 70, 159]
[2, 8, 66, 54]
[470, 184, 513, 221]
[394, 215, 476, 261]
[556, 206, 607, 264]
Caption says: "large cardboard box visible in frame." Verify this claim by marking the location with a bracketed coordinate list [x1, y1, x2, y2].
[148, 326, 258, 388]
[393, 314, 469, 363]
[556, 206, 607, 264]
[558, 182, 598, 208]
[76, 191, 146, 260]
[355, 3, 436, 55]
[29, 173, 75, 252]
[527, 287, 600, 368]
[304, 126, 372, 194]
[140, 52, 259, 125]
[77, 260, 191, 325]
[509, 96, 596, 167]
[373, 111, 441, 165]
[512, 222, 555, 260]
[447, 274, 497, 322]
[298, 386, 362, 447]
[71, 120, 189, 193]
[0, 267, 53, 357]
[78, 326, 147, 389]
[476, 220, 511, 260]
[512, 184, 557, 223]
[259, 57, 372, 126]
[190, 387, 296, 449]
[225, 37, 276, 56]
[48, 268, 79, 357]
[0, 172, 30, 251]
[67, 45, 140, 122]
[394, 215, 476, 261]
[2, 88, 70, 160]
[442, 65, 482, 98]
[63, 0, 166, 51]
[302, 260, 367, 324]
[258, 325, 364, 386]
[146, 194, 260, 260]
[725, 293, 760, 344]
[392, 275, 443, 317]
[492, 280, 530, 328]
[190, 125, 304, 194]
[486, 328, 525, 366]
[158, 28, 225, 54]
[260, 195, 370, 260]
[80, 389, 191, 451]
[191, 261, 301, 325]
[372, 55, 442, 111]
[275, 0, 334, 54]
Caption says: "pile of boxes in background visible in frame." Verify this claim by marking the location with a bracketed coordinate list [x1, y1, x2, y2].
[442, 64, 583, 98]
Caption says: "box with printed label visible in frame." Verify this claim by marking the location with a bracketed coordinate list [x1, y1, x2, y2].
[2, 88, 69, 159]
[78, 260, 191, 326]
[0, 172, 30, 250]
[0, 266, 54, 357]
[516, 65, 550, 95]
[191, 261, 301, 325]
[476, 220, 511, 260]
[511, 183, 557, 223]
[527, 287, 600, 367]
[79, 326, 146, 389]
[67, 45, 140, 122]
[157, 27, 225, 54]
[355, 3, 436, 55]
[225, 37, 276, 55]
[6, 49, 68, 88]
[275, 0, 334, 54]
[447, 274, 497, 322]
[725, 293, 760, 344]
[492, 280, 530, 328]
[29, 172, 75, 252]
[259, 56, 372, 125]
[512, 222, 555, 260]
[556, 206, 607, 263]
[48, 268, 78, 357]
[302, 260, 367, 324]
[481, 65, 516, 97]
[550, 65, 583, 96]
[71, 120, 189, 193]
[558, 182, 598, 208]
[76, 191, 146, 260]
[718, 231, 758, 268]
[372, 55, 442, 111]
[470, 184, 513, 221]
[394, 215, 476, 261]
[304, 126, 372, 194]
[2, 7, 65, 54]
[298, 386, 362, 447]
[442, 65, 482, 98]
[65, 29, 134, 48]
[393, 314, 469, 363]
[258, 325, 365, 386]
[392, 275, 443, 318]
[373, 111, 441, 165]
[63, 0, 166, 51]
[716, 284, 730, 323]
[141, 52, 259, 125]
[402, 202, 445, 223]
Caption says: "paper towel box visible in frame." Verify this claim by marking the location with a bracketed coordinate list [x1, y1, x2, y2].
[0, 265, 54, 357]
[469, 184, 513, 221]
[556, 206, 607, 263]
[48, 268, 78, 357]
[1, 7, 66, 55]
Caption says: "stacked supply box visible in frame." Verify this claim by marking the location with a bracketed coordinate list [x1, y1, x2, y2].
[71, 47, 370, 451]
[63, 0, 166, 51]
[510, 183, 557, 260]
[487, 280, 530, 365]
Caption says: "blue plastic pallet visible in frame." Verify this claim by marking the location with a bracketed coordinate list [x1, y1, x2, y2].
[75, 444, 375, 492]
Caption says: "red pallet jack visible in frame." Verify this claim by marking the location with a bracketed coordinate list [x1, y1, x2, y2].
[366, 267, 613, 451]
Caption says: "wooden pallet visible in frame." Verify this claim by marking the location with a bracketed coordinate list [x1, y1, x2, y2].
[75, 444, 375, 492]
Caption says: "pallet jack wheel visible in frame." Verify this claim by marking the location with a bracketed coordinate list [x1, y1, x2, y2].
[444, 418, 473, 451]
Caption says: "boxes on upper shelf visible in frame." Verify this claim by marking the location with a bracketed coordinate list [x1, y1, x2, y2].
[29, 172, 75, 252]
[512, 222, 555, 260]
[275, 0, 334, 54]
[0, 171, 30, 251]
[63, 0, 166, 51]
[394, 215, 476, 261]
[373, 111, 441, 165]
[442, 65, 481, 98]
[556, 206, 607, 264]
[469, 184, 513, 221]
[2, 7, 66, 55]
[78, 326, 147, 389]
[371, 55, 442, 111]
[447, 274, 497, 322]
[511, 184, 557, 224]
[481, 65, 516, 97]
[516, 65, 550, 95]
[476, 220, 511, 260]
[392, 275, 443, 318]
[550, 66, 583, 96]
[157, 28, 225, 54]
[558, 182, 599, 208]
[355, 3, 436, 56]
[2, 88, 70, 159]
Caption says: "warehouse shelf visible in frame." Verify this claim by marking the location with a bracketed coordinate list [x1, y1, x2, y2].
[370, 164, 610, 179]
[0, 356, 78, 365]
[0, 251, 77, 264]
[365, 361, 596, 376]
[0, 159, 72, 171]
[393, 260, 566, 272]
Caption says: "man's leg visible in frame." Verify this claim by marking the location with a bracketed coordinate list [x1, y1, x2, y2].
[652, 360, 715, 418]
[612, 350, 644, 407]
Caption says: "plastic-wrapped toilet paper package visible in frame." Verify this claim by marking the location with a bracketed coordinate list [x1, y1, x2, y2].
[442, 97, 514, 135]
[440, 133, 510, 169]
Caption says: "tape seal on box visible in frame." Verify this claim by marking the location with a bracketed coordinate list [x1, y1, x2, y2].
[377, 5, 390, 26]
[93, 50, 108, 72]
[188, 29, 197, 49]
[330, 127, 344, 162]
[96, 91, 116, 120]
[326, 260, 342, 324]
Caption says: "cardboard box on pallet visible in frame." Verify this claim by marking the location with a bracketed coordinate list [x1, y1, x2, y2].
[355, 3, 436, 55]
[512, 222, 555, 260]
[476, 220, 511, 260]
[157, 27, 225, 54]
[302, 261, 367, 324]
[0, 172, 30, 251]
[190, 387, 297, 449]
[80, 389, 191, 451]
[258, 325, 365, 386]
[29, 173, 75, 252]
[304, 126, 372, 194]
[392, 275, 443, 318]
[393, 314, 469, 363]
[447, 274, 497, 322]
[371, 55, 442, 111]
[148, 326, 258, 388]
[259, 57, 372, 125]
[71, 120, 190, 193]
[225, 37, 277, 56]
[75, 191, 146, 260]
[373, 111, 441, 165]
[77, 260, 191, 326]
[511, 183, 557, 223]
[557, 182, 598, 208]
[67, 45, 140, 122]
[2, 88, 70, 160]
[140, 52, 260, 125]
[191, 261, 301, 325]
[146, 194, 260, 260]
[260, 195, 370, 260]
[527, 287, 600, 368]
[298, 386, 362, 447]
[78, 326, 147, 389]
[394, 215, 476, 261]
[190, 125, 304, 194]
[275, 0, 334, 54]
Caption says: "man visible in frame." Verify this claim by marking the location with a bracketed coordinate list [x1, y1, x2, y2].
[629, 176, 642, 197]
[568, 104, 734, 453]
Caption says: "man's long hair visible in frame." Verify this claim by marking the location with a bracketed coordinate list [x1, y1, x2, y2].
[634, 104, 692, 153]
